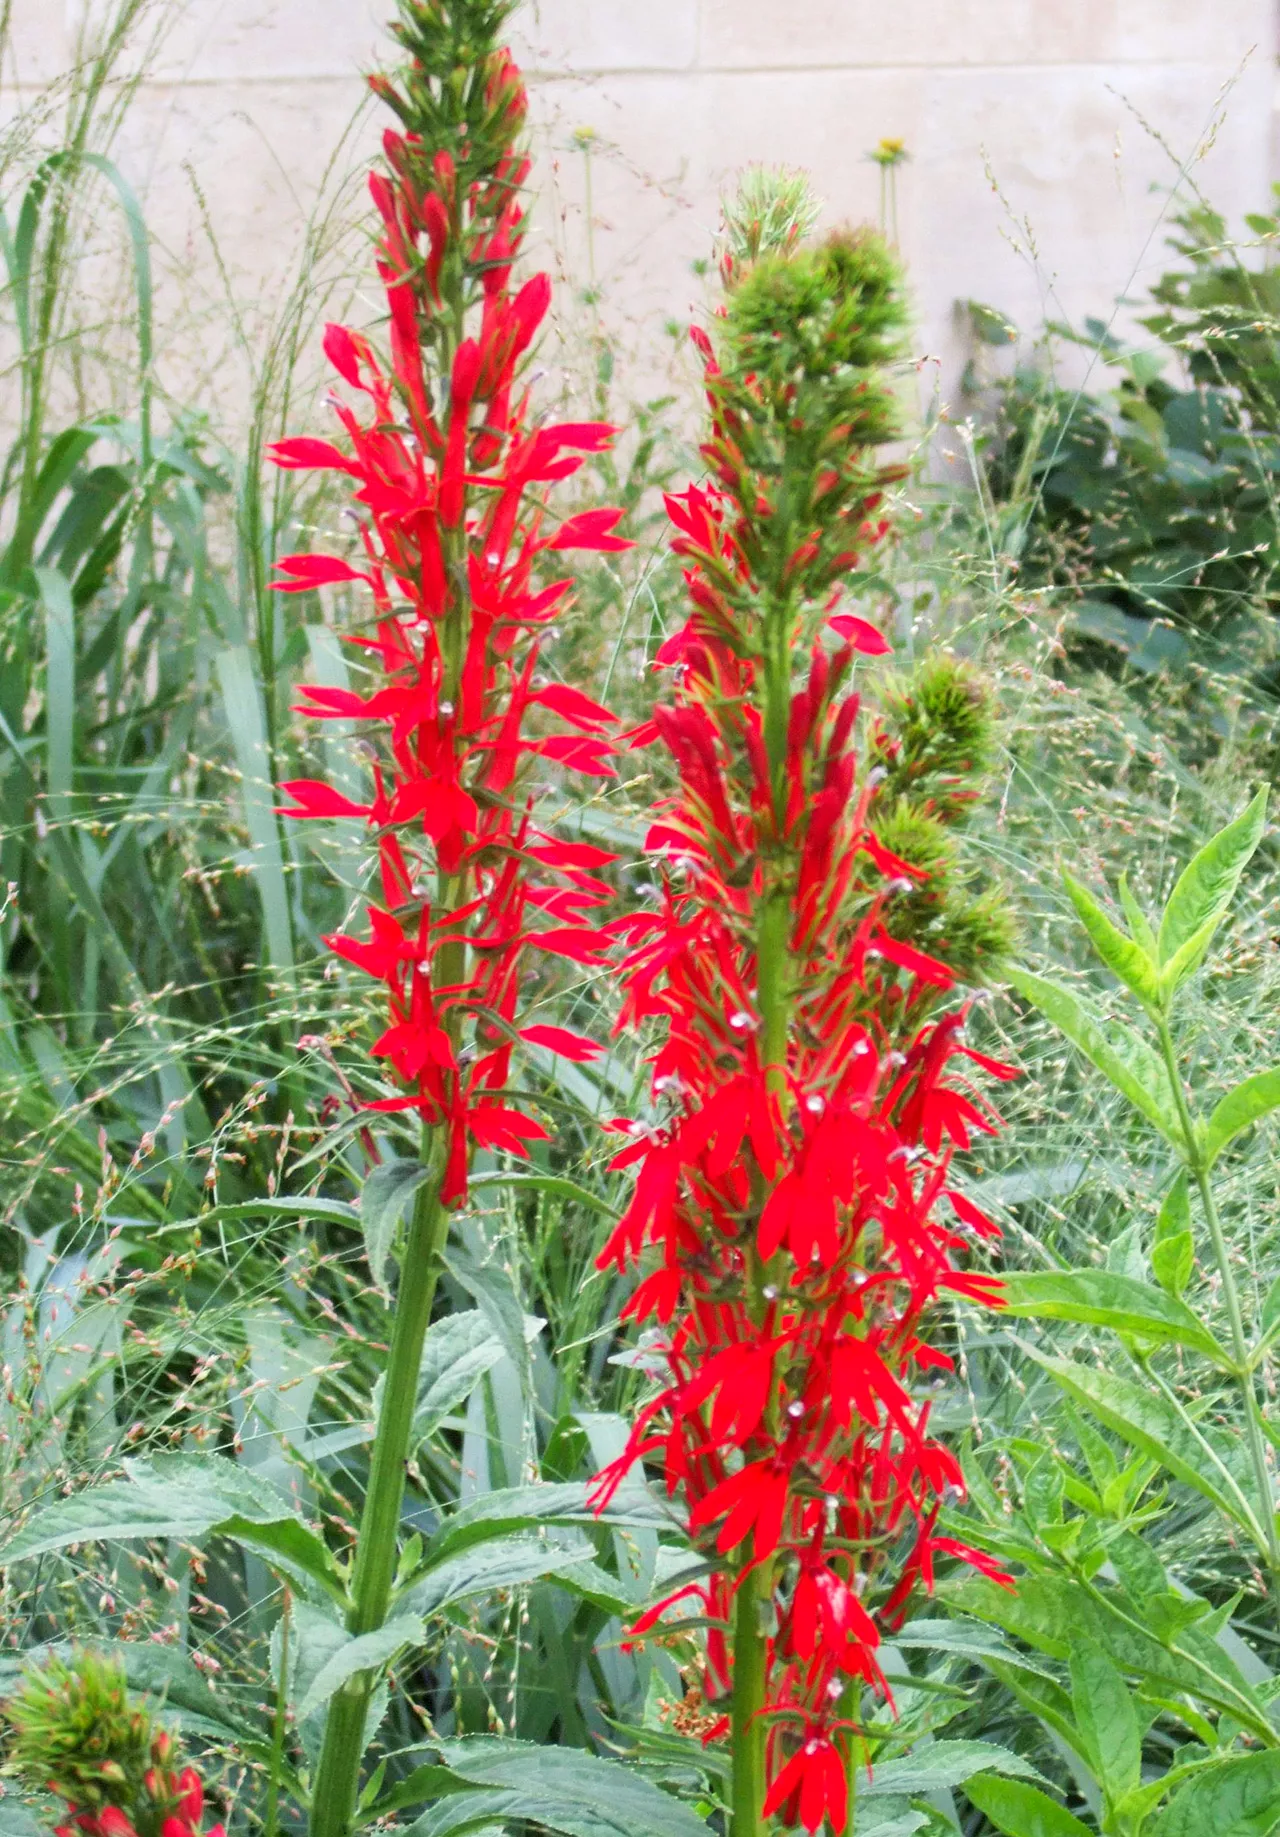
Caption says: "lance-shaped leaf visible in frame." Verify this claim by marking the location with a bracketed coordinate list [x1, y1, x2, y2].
[998, 1270, 1229, 1365]
[1062, 871, 1161, 1010]
[423, 1482, 671, 1568]
[1152, 1173, 1194, 1299]
[402, 1534, 594, 1619]
[1070, 1641, 1140, 1799]
[1157, 789, 1268, 993]
[360, 1156, 434, 1296]
[892, 1617, 1057, 1681]
[965, 1776, 1093, 1837]
[1203, 1069, 1280, 1169]
[406, 1737, 712, 1837]
[0, 1455, 345, 1604]
[864, 1742, 1041, 1798]
[1006, 968, 1180, 1143]
[1119, 874, 1159, 957]
[295, 1613, 425, 1722]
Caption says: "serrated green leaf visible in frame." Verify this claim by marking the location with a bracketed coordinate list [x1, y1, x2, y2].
[360, 1157, 433, 1296]
[1153, 1172, 1195, 1298]
[864, 1742, 1040, 1798]
[296, 1612, 424, 1722]
[1063, 871, 1161, 1008]
[403, 1535, 592, 1618]
[357, 1765, 490, 1827]
[1153, 1751, 1280, 1837]
[892, 1617, 1057, 1681]
[998, 1270, 1227, 1363]
[1070, 1641, 1140, 1797]
[1006, 967, 1179, 1142]
[425, 1483, 669, 1568]
[1157, 789, 1268, 973]
[1203, 1069, 1280, 1169]
[964, 1775, 1093, 1837]
[412, 1311, 507, 1443]
[405, 1738, 711, 1837]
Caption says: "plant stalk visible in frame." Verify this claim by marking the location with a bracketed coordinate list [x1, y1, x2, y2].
[308, 1157, 451, 1837]
[731, 1563, 769, 1837]
[1155, 1019, 1280, 1582]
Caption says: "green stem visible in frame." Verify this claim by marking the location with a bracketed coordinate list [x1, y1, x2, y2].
[264, 1589, 290, 1837]
[1155, 1019, 1280, 1581]
[731, 1564, 769, 1837]
[308, 1160, 451, 1837]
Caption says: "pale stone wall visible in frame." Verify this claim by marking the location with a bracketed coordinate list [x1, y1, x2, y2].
[6, 0, 1276, 420]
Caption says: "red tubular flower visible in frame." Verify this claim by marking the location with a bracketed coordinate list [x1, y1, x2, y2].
[593, 219, 1014, 1829]
[270, 18, 628, 1206]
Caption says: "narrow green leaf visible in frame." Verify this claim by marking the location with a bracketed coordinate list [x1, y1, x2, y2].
[1070, 1641, 1140, 1798]
[1153, 1172, 1194, 1299]
[965, 1775, 1093, 1837]
[467, 1170, 620, 1219]
[998, 1270, 1226, 1363]
[1119, 875, 1159, 957]
[1261, 1275, 1280, 1347]
[216, 644, 294, 974]
[1006, 967, 1180, 1142]
[425, 1482, 669, 1568]
[34, 566, 74, 824]
[1024, 1348, 1257, 1533]
[892, 1617, 1057, 1681]
[1153, 1751, 1280, 1837]
[360, 1156, 432, 1296]
[296, 1613, 425, 1722]
[1203, 1069, 1280, 1169]
[1062, 871, 1160, 1008]
[1157, 789, 1268, 971]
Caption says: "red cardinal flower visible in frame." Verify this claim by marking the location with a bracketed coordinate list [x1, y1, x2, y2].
[592, 209, 1015, 1829]
[273, 27, 630, 1206]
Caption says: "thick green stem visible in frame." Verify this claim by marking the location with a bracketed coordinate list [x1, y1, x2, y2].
[731, 1564, 770, 1837]
[1156, 1020, 1280, 1581]
[308, 1164, 451, 1837]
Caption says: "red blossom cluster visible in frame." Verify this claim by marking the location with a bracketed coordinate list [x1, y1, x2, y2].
[591, 228, 1014, 1832]
[269, 22, 627, 1197]
[54, 1739, 223, 1837]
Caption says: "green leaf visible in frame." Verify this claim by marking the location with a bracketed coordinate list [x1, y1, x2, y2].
[0, 1457, 345, 1604]
[403, 1535, 593, 1618]
[1006, 967, 1179, 1142]
[406, 1738, 712, 1837]
[425, 1483, 669, 1568]
[1203, 1069, 1280, 1169]
[1021, 1349, 1257, 1533]
[1119, 875, 1159, 957]
[964, 1776, 1093, 1837]
[1070, 1641, 1140, 1798]
[892, 1617, 1058, 1682]
[865, 1742, 1041, 1798]
[357, 1766, 490, 1827]
[1062, 871, 1161, 1008]
[1259, 1275, 1280, 1352]
[216, 645, 294, 974]
[1157, 789, 1268, 985]
[998, 1270, 1226, 1363]
[360, 1157, 433, 1296]
[413, 1310, 509, 1442]
[1153, 1752, 1280, 1837]
[295, 1612, 425, 1722]
[1153, 1172, 1195, 1298]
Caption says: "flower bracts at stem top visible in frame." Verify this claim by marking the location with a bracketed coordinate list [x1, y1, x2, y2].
[270, 0, 630, 1200]
[592, 215, 1015, 1834]
[4, 1650, 223, 1837]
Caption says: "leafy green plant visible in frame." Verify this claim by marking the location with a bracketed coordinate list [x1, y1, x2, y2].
[939, 793, 1280, 1835]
